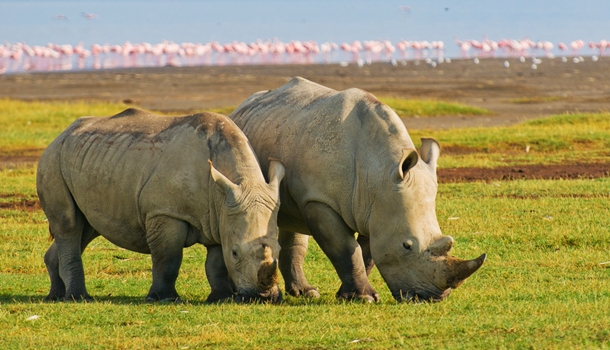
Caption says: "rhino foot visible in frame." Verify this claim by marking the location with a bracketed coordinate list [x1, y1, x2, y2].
[336, 285, 380, 303]
[286, 285, 321, 299]
[63, 294, 94, 303]
[303, 289, 321, 298]
[45, 291, 66, 302]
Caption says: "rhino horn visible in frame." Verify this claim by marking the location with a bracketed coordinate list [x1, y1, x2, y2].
[429, 235, 454, 256]
[257, 257, 279, 291]
[445, 254, 486, 289]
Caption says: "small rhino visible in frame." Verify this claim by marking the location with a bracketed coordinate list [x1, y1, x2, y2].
[37, 108, 285, 303]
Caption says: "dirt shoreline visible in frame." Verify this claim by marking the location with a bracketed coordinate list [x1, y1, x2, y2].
[1, 57, 609, 180]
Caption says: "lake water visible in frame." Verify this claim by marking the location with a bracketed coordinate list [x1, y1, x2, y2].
[1, 0, 609, 58]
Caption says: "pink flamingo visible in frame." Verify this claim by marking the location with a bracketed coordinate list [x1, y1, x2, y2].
[81, 12, 97, 20]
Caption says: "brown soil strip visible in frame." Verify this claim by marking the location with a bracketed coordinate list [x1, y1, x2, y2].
[0, 196, 41, 212]
[438, 163, 610, 183]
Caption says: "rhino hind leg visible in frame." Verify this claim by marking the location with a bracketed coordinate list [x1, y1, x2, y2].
[145, 216, 188, 303]
[302, 202, 380, 303]
[44, 224, 99, 301]
[44, 202, 93, 301]
[278, 230, 320, 298]
[204, 244, 236, 303]
[44, 242, 65, 301]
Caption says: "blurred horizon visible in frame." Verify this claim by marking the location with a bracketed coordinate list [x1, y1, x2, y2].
[1, 0, 609, 58]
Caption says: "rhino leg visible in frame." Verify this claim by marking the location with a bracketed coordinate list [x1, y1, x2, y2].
[302, 202, 380, 302]
[45, 205, 92, 301]
[278, 230, 320, 298]
[44, 224, 99, 301]
[356, 234, 375, 277]
[205, 244, 236, 303]
[145, 216, 187, 303]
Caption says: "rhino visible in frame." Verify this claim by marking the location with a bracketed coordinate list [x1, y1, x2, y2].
[229, 77, 486, 302]
[36, 108, 285, 303]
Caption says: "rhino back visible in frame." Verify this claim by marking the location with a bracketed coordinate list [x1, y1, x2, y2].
[230, 77, 415, 232]
[43, 108, 262, 250]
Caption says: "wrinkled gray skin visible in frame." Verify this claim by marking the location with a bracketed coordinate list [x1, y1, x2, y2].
[229, 77, 486, 302]
[37, 108, 285, 303]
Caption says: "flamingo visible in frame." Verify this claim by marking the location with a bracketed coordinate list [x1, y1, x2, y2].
[81, 12, 97, 20]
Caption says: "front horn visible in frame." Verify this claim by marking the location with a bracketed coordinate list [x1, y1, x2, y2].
[257, 258, 279, 291]
[445, 254, 486, 289]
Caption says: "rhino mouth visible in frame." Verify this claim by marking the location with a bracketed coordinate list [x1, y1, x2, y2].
[392, 288, 452, 303]
[234, 286, 283, 304]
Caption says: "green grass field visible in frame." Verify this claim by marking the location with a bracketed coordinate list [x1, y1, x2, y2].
[2, 98, 608, 169]
[379, 96, 492, 117]
[1, 99, 609, 348]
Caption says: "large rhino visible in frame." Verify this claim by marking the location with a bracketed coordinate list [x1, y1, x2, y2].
[37, 108, 285, 303]
[229, 77, 486, 302]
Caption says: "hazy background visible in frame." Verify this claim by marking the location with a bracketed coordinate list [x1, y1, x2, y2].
[1, 0, 609, 57]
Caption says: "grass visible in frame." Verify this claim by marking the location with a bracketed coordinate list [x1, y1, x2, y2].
[3, 99, 608, 170]
[0, 99, 609, 348]
[509, 96, 564, 104]
[411, 111, 610, 168]
[379, 96, 492, 117]
[169, 98, 492, 119]
[0, 99, 134, 157]
[1, 166, 609, 348]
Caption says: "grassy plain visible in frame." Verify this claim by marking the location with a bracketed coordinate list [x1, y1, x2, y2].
[379, 96, 492, 117]
[1, 166, 609, 348]
[1, 99, 609, 348]
[2, 99, 608, 169]
[411, 112, 610, 168]
[198, 98, 492, 119]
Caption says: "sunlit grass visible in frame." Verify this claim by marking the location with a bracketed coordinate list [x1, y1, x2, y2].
[0, 99, 130, 157]
[509, 96, 564, 104]
[1, 165, 609, 348]
[1, 99, 609, 170]
[204, 106, 238, 115]
[379, 96, 492, 117]
[411, 112, 610, 168]
[0, 100, 609, 347]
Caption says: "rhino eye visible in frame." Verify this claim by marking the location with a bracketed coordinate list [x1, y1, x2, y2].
[403, 241, 412, 251]
[232, 249, 239, 260]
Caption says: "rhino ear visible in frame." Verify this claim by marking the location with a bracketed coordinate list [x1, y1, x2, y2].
[267, 159, 285, 194]
[208, 160, 239, 197]
[396, 149, 419, 182]
[420, 138, 440, 173]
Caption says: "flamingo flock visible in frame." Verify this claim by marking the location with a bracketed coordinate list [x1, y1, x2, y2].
[0, 37, 608, 74]
[454, 37, 609, 59]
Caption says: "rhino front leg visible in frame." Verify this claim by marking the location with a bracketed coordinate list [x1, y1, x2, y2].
[356, 234, 375, 277]
[278, 230, 320, 298]
[205, 244, 236, 303]
[145, 216, 188, 303]
[45, 224, 99, 301]
[302, 202, 380, 302]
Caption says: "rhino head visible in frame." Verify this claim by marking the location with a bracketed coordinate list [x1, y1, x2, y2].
[209, 159, 285, 303]
[368, 138, 486, 302]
